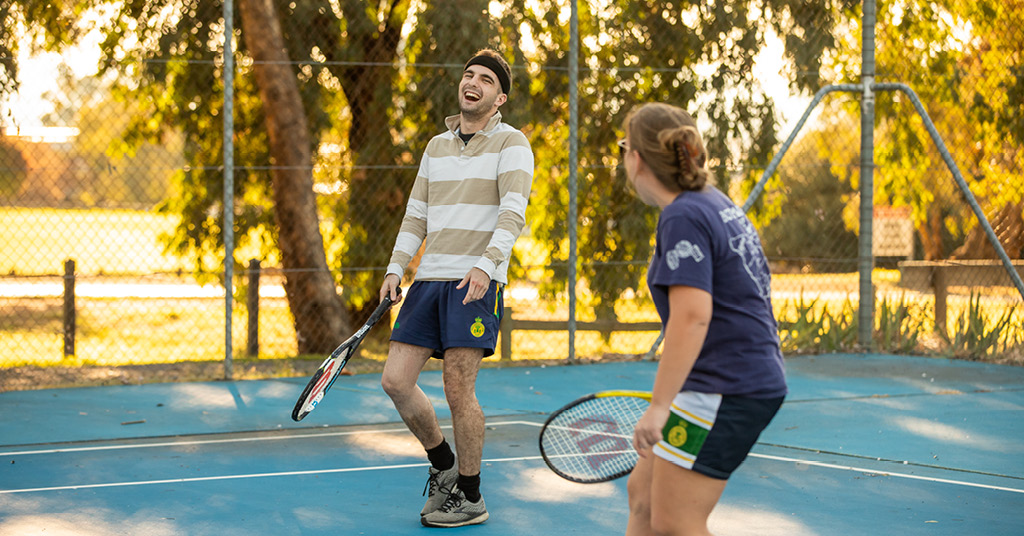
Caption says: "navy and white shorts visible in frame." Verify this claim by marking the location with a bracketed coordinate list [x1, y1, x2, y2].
[390, 280, 503, 359]
[653, 391, 784, 480]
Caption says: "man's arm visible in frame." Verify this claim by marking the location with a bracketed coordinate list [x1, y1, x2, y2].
[385, 151, 431, 282]
[473, 132, 534, 278]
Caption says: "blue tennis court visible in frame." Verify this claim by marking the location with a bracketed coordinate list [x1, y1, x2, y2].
[1, 354, 1022, 535]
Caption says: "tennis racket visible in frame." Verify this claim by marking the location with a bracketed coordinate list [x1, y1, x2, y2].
[538, 390, 651, 483]
[291, 287, 401, 422]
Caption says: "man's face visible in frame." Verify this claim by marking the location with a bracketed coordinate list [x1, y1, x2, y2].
[458, 64, 506, 118]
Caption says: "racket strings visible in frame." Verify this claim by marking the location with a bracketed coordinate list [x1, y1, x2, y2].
[540, 395, 649, 482]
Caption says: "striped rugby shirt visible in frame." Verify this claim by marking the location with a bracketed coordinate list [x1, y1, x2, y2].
[386, 112, 534, 284]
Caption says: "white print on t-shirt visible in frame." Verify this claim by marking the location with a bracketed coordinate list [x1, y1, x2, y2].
[666, 240, 705, 269]
[726, 218, 771, 299]
[719, 205, 745, 224]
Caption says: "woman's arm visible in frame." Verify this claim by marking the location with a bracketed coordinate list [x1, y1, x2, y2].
[633, 284, 712, 455]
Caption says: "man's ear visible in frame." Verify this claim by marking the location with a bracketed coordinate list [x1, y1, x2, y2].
[495, 93, 508, 108]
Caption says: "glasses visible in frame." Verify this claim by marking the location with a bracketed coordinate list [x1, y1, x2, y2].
[617, 138, 629, 159]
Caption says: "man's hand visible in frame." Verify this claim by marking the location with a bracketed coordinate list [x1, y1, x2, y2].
[456, 267, 490, 304]
[379, 273, 403, 304]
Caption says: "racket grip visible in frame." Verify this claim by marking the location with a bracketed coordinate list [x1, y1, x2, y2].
[369, 286, 402, 325]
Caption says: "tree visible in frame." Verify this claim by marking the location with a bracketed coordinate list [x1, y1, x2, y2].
[501, 0, 859, 324]
[4, 0, 870, 349]
[236, 0, 349, 351]
[756, 120, 860, 272]
[820, 0, 1024, 261]
[4, 0, 418, 353]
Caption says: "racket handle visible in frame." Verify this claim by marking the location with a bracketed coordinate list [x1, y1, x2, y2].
[368, 286, 402, 326]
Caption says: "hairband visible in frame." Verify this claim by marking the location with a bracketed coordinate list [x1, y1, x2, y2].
[464, 55, 511, 96]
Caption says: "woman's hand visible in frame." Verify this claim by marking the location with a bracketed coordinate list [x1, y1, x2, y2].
[633, 404, 671, 458]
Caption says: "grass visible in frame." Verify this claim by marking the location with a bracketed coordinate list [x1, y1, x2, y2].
[0, 207, 187, 276]
[0, 297, 298, 367]
[1, 207, 1022, 385]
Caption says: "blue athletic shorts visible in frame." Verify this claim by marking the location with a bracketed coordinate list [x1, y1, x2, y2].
[653, 391, 784, 480]
[390, 280, 504, 359]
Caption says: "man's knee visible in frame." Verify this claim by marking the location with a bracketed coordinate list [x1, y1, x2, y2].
[442, 376, 478, 408]
[381, 365, 418, 400]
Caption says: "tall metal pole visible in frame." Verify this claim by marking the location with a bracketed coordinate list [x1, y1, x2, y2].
[567, 0, 579, 361]
[858, 0, 876, 348]
[223, 0, 236, 379]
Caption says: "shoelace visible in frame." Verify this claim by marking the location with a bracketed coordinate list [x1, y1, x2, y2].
[422, 470, 451, 497]
[422, 471, 438, 497]
[437, 486, 464, 513]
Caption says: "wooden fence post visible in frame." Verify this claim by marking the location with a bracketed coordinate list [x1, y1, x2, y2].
[63, 259, 75, 359]
[246, 259, 261, 357]
[932, 264, 948, 336]
[500, 306, 513, 361]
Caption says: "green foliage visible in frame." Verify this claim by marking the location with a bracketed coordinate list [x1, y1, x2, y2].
[10, 0, 1018, 328]
[777, 291, 927, 355]
[875, 293, 926, 353]
[941, 292, 1021, 358]
[754, 122, 859, 272]
[517, 0, 859, 320]
[777, 288, 1023, 360]
[821, 0, 1024, 259]
[777, 294, 858, 353]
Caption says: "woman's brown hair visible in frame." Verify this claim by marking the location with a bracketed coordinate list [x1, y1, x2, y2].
[623, 103, 713, 192]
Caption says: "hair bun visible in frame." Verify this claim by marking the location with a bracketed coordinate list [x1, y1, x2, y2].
[661, 126, 707, 190]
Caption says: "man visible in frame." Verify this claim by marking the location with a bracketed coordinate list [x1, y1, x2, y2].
[378, 48, 533, 528]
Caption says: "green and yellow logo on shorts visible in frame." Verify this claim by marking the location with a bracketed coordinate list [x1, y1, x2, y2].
[667, 424, 689, 448]
[654, 393, 719, 469]
[470, 317, 485, 338]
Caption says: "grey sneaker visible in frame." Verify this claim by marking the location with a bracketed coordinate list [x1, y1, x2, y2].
[421, 484, 488, 528]
[421, 465, 458, 517]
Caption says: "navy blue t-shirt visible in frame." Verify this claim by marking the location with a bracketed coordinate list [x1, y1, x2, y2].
[647, 186, 787, 398]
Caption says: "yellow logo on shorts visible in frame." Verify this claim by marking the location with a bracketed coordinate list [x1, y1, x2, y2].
[667, 425, 688, 447]
[470, 317, 485, 338]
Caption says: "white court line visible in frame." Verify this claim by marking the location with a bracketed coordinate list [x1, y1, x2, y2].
[0, 421, 546, 457]
[748, 453, 1024, 495]
[2, 421, 1021, 496]
[0, 455, 542, 495]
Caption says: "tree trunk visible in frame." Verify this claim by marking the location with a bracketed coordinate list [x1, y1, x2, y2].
[951, 201, 1024, 260]
[919, 204, 945, 260]
[238, 0, 350, 353]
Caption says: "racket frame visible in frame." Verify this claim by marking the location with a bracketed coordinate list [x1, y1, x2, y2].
[538, 390, 652, 484]
[290, 288, 401, 422]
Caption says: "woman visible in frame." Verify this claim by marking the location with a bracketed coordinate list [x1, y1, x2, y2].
[620, 103, 787, 536]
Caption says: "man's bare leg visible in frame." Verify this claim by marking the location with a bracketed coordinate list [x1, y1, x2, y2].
[441, 347, 485, 475]
[381, 341, 443, 449]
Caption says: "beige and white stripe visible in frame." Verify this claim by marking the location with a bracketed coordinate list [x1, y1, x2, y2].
[387, 112, 534, 284]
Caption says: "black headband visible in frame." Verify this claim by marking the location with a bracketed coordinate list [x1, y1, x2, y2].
[464, 55, 511, 96]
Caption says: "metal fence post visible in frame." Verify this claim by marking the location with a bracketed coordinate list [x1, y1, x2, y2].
[567, 0, 579, 361]
[858, 0, 878, 349]
[223, 0, 236, 380]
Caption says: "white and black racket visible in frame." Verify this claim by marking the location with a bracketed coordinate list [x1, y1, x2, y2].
[538, 390, 651, 483]
[291, 288, 401, 422]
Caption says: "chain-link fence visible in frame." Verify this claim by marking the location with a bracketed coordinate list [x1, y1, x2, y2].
[1, 0, 1021, 386]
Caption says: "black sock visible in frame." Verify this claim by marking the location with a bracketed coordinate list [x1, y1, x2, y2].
[457, 473, 481, 502]
[425, 439, 455, 471]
